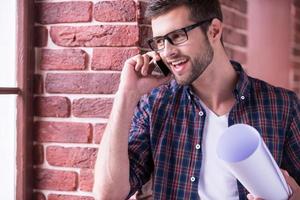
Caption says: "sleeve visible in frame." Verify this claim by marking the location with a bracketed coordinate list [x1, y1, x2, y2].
[126, 95, 154, 198]
[282, 93, 300, 185]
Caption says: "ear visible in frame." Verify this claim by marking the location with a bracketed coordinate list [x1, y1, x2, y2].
[207, 18, 223, 44]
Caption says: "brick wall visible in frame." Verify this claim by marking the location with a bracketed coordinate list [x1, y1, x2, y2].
[33, 1, 139, 199]
[220, 0, 248, 64]
[292, 0, 300, 96]
[32, 0, 296, 199]
[33, 0, 249, 199]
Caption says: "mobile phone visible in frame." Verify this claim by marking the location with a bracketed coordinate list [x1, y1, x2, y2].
[153, 59, 170, 76]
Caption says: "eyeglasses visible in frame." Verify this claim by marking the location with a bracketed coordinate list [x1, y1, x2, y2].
[147, 19, 213, 51]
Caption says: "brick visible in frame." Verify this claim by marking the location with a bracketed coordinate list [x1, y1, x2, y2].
[222, 9, 247, 30]
[35, 2, 92, 24]
[35, 26, 48, 47]
[293, 48, 300, 57]
[34, 168, 77, 191]
[293, 62, 300, 70]
[45, 73, 120, 94]
[34, 74, 44, 94]
[139, 25, 152, 49]
[294, 74, 300, 81]
[294, 32, 300, 44]
[223, 27, 247, 47]
[34, 121, 92, 143]
[138, 1, 150, 24]
[34, 96, 70, 117]
[220, 0, 247, 14]
[50, 25, 139, 47]
[33, 144, 44, 165]
[94, 123, 106, 144]
[294, 0, 300, 8]
[72, 98, 113, 118]
[46, 146, 97, 168]
[48, 194, 94, 200]
[92, 48, 140, 71]
[40, 49, 87, 70]
[294, 7, 300, 19]
[79, 169, 94, 192]
[33, 192, 46, 200]
[295, 22, 300, 33]
[94, 0, 136, 22]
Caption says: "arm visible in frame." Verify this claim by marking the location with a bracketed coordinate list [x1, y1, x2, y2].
[93, 90, 139, 200]
[93, 53, 170, 200]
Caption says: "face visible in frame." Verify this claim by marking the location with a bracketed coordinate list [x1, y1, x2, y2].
[151, 5, 214, 85]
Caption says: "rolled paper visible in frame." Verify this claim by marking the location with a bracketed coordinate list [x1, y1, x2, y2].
[216, 124, 291, 200]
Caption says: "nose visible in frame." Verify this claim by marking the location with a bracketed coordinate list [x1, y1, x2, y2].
[161, 39, 178, 58]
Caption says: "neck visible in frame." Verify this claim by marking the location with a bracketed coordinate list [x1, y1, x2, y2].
[192, 49, 237, 115]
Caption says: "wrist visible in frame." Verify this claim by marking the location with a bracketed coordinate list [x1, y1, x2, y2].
[115, 89, 141, 109]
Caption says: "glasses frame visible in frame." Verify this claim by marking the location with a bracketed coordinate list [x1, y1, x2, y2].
[147, 18, 213, 51]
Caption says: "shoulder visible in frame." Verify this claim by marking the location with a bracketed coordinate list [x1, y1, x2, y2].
[248, 76, 299, 110]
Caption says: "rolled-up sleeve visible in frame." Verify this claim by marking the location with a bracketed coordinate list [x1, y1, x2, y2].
[127, 95, 154, 198]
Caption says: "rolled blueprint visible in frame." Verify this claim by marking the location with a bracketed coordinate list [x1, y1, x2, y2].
[216, 124, 291, 200]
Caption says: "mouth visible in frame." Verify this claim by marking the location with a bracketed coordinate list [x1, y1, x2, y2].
[168, 58, 189, 73]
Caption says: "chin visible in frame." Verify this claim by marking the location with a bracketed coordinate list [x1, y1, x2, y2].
[174, 76, 193, 86]
[174, 72, 199, 85]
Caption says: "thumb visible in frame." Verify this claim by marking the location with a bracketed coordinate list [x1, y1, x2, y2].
[154, 74, 172, 86]
[142, 74, 172, 93]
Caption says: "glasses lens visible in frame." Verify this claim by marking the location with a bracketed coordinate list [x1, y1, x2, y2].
[168, 30, 187, 45]
[148, 29, 188, 50]
[149, 37, 165, 50]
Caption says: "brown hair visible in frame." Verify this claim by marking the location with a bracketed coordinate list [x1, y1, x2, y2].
[145, 0, 223, 33]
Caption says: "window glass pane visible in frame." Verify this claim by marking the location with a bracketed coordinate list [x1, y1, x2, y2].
[0, 1, 17, 87]
[0, 95, 17, 200]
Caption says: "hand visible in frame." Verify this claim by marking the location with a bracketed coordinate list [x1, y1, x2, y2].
[246, 170, 300, 200]
[282, 170, 300, 200]
[119, 52, 171, 99]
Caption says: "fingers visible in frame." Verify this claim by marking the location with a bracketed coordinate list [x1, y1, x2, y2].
[142, 54, 150, 76]
[134, 54, 144, 72]
[247, 194, 263, 200]
[130, 52, 163, 76]
[281, 169, 300, 199]
[247, 194, 254, 200]
[282, 169, 294, 191]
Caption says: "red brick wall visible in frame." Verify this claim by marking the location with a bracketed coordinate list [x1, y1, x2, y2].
[33, 1, 139, 199]
[292, 0, 300, 96]
[32, 0, 297, 199]
[220, 0, 248, 64]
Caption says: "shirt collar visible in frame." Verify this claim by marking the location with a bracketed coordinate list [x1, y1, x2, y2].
[231, 60, 251, 102]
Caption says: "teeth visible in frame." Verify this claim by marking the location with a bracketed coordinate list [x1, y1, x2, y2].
[171, 59, 187, 65]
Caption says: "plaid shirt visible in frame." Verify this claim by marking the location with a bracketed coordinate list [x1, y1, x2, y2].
[127, 61, 300, 200]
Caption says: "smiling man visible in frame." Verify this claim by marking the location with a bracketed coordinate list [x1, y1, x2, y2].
[93, 0, 300, 200]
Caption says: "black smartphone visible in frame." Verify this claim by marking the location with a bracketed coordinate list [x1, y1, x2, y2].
[153, 59, 170, 76]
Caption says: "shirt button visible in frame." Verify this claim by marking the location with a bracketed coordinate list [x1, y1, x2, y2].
[198, 111, 204, 116]
[190, 176, 196, 182]
[241, 95, 245, 100]
[195, 144, 201, 150]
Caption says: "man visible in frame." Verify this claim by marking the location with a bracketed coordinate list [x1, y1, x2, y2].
[93, 0, 300, 199]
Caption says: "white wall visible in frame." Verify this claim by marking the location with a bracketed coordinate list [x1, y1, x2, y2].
[0, 1, 17, 200]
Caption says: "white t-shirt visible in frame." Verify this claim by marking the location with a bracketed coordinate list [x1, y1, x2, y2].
[198, 102, 239, 200]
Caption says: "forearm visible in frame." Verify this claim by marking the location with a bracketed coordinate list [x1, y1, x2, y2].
[93, 90, 140, 200]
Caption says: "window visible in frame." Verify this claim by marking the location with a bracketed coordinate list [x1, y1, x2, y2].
[0, 1, 34, 199]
